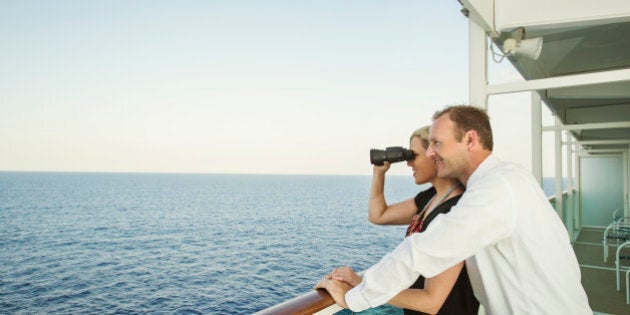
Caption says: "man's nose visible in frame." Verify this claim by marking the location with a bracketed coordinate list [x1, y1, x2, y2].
[426, 144, 435, 158]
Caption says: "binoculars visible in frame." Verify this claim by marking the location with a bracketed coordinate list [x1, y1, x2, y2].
[370, 147, 416, 166]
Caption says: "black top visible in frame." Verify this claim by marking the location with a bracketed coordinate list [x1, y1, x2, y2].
[403, 187, 479, 315]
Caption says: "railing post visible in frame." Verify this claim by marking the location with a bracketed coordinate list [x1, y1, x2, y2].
[575, 152, 582, 229]
[531, 91, 543, 186]
[566, 132, 575, 239]
[555, 118, 564, 219]
[625, 147, 629, 217]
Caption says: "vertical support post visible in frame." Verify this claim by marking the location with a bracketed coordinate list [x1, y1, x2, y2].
[625, 146, 629, 217]
[576, 152, 582, 229]
[531, 92, 543, 186]
[566, 132, 574, 238]
[555, 118, 564, 219]
[469, 20, 488, 109]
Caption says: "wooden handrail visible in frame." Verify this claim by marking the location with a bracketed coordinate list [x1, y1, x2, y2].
[254, 288, 337, 315]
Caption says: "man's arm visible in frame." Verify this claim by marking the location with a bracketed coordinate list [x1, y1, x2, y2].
[345, 176, 515, 311]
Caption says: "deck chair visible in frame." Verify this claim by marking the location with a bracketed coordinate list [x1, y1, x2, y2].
[603, 216, 630, 263]
[615, 240, 630, 292]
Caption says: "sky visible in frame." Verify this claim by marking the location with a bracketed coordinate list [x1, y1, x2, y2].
[0, 0, 560, 176]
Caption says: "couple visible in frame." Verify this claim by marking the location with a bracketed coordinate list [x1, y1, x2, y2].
[315, 105, 592, 314]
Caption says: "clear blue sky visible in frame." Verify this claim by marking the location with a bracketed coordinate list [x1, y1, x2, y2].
[0, 0, 556, 175]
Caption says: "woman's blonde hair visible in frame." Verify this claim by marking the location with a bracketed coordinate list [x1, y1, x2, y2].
[410, 126, 431, 149]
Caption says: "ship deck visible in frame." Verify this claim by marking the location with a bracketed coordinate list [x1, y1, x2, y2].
[574, 228, 630, 314]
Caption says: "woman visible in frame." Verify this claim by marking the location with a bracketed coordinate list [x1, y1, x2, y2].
[316, 126, 479, 315]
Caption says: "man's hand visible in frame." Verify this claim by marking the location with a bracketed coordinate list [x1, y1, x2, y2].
[326, 266, 362, 287]
[314, 278, 353, 309]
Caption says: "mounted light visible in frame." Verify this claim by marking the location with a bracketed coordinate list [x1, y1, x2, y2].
[502, 36, 543, 60]
[491, 27, 543, 62]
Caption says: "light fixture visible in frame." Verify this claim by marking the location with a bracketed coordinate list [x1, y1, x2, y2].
[502, 36, 543, 60]
[491, 27, 543, 62]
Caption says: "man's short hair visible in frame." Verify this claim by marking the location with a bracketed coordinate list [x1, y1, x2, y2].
[433, 105, 493, 151]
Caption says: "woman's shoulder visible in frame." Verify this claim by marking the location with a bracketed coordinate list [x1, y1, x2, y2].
[437, 193, 463, 213]
[417, 186, 436, 197]
[414, 186, 436, 208]
[415, 186, 436, 200]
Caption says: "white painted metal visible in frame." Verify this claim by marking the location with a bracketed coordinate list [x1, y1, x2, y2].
[547, 82, 630, 98]
[542, 121, 630, 132]
[623, 150, 630, 217]
[463, 0, 630, 234]
[469, 20, 488, 108]
[579, 154, 626, 158]
[492, 0, 630, 32]
[460, 0, 496, 35]
[555, 118, 564, 219]
[486, 68, 630, 95]
[566, 132, 575, 240]
[463, 0, 630, 34]
[531, 92, 543, 185]
[576, 154, 582, 229]
[313, 304, 343, 315]
[583, 149, 630, 154]
[578, 140, 630, 145]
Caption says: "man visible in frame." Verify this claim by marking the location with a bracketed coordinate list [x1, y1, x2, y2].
[317, 105, 591, 314]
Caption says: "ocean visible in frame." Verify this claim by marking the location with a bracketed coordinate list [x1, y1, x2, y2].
[1, 172, 424, 314]
[0, 172, 560, 314]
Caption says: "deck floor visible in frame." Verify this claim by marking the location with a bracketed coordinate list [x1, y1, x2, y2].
[574, 228, 630, 314]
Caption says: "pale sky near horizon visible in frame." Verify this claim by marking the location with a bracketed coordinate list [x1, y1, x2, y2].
[1, 0, 560, 176]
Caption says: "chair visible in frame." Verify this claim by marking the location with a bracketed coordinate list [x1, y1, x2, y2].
[615, 240, 630, 291]
[603, 216, 630, 263]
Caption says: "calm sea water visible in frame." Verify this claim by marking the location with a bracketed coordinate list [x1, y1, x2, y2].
[0, 172, 426, 314]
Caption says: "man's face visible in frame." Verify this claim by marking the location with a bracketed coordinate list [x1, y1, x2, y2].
[426, 114, 469, 180]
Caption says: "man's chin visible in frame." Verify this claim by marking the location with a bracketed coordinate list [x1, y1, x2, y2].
[437, 169, 452, 179]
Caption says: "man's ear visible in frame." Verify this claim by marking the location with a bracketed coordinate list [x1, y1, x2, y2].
[465, 130, 479, 150]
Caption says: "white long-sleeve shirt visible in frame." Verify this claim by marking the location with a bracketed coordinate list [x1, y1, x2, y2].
[346, 155, 591, 314]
